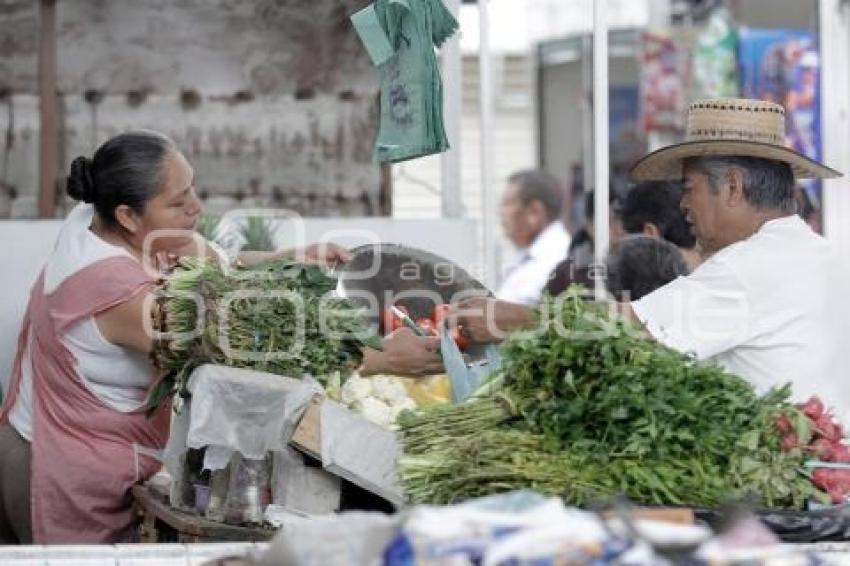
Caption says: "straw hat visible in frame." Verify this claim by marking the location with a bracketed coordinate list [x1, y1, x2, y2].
[630, 98, 841, 181]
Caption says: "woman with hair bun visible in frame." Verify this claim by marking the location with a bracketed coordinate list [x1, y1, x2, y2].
[0, 131, 441, 544]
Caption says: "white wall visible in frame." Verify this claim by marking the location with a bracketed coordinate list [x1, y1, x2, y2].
[820, 0, 850, 258]
[0, 221, 64, 395]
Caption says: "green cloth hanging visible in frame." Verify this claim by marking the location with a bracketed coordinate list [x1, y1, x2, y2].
[351, 0, 458, 163]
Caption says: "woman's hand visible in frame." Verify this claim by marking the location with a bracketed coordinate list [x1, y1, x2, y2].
[237, 242, 353, 269]
[296, 243, 353, 266]
[152, 236, 225, 272]
[153, 250, 178, 272]
[360, 328, 443, 377]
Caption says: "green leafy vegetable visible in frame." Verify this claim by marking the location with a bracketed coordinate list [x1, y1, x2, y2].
[148, 257, 381, 413]
[399, 289, 814, 508]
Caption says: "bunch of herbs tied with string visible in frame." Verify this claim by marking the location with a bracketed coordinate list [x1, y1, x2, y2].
[148, 256, 382, 413]
[398, 288, 817, 509]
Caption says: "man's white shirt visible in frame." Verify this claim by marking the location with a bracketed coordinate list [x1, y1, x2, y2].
[632, 215, 850, 421]
[497, 221, 571, 306]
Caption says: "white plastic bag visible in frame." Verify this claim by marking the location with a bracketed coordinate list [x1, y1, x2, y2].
[184, 365, 322, 469]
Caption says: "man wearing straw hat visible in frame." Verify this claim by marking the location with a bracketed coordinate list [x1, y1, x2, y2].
[627, 97, 849, 413]
[456, 97, 850, 417]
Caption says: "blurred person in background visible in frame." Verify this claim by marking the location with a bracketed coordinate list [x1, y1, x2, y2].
[619, 180, 701, 270]
[497, 170, 571, 306]
[545, 190, 624, 296]
[794, 186, 821, 233]
[546, 179, 698, 297]
[606, 235, 689, 301]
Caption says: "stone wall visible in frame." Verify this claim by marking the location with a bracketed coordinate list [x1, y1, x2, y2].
[0, 0, 383, 218]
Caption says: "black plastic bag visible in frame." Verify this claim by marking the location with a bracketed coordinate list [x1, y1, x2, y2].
[696, 505, 850, 543]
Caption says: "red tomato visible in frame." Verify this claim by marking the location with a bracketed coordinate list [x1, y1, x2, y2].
[381, 305, 408, 335]
[380, 308, 395, 334]
[451, 326, 470, 352]
[432, 304, 451, 327]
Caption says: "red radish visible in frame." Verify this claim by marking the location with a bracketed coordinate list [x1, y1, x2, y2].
[811, 438, 836, 461]
[833, 446, 850, 463]
[802, 397, 825, 421]
[817, 415, 842, 442]
[775, 414, 793, 434]
[828, 488, 846, 504]
[813, 468, 831, 489]
[834, 469, 850, 483]
[781, 433, 799, 452]
[828, 469, 850, 495]
[813, 414, 827, 437]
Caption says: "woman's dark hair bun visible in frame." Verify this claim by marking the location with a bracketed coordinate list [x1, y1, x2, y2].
[66, 131, 173, 225]
[67, 156, 96, 203]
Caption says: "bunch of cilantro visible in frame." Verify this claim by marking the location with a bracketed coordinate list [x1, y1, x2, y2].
[400, 289, 815, 508]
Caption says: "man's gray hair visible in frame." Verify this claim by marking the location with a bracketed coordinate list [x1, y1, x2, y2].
[683, 156, 797, 213]
[507, 169, 563, 222]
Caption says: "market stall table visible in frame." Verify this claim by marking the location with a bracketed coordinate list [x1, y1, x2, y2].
[132, 483, 276, 543]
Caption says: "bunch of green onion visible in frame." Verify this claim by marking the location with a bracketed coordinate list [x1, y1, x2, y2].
[148, 257, 381, 411]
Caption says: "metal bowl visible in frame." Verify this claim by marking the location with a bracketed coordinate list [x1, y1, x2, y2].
[338, 243, 492, 361]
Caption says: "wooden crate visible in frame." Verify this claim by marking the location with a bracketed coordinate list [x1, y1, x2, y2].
[290, 395, 404, 506]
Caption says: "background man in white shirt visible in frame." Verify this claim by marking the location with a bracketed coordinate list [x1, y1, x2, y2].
[497, 169, 570, 306]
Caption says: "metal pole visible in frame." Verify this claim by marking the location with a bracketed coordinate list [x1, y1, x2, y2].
[441, 0, 463, 218]
[479, 0, 498, 289]
[820, 0, 850, 254]
[38, 0, 58, 219]
[581, 35, 594, 210]
[593, 0, 610, 299]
